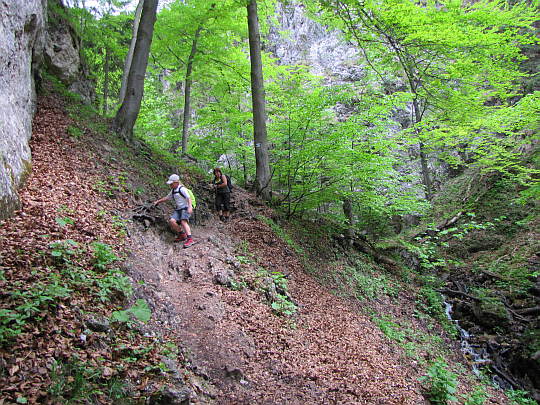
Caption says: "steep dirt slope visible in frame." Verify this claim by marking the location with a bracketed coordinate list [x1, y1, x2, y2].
[127, 211, 426, 404]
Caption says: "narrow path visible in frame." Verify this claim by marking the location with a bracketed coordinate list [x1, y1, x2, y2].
[126, 198, 427, 404]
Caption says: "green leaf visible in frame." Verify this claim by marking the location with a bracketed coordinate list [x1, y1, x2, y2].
[55, 218, 67, 228]
[130, 299, 151, 322]
[112, 310, 130, 323]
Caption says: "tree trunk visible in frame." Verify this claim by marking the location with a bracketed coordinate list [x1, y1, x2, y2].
[181, 26, 202, 156]
[118, 0, 144, 105]
[112, 0, 158, 141]
[103, 47, 109, 116]
[80, 0, 86, 43]
[247, 0, 271, 201]
[412, 98, 432, 201]
[419, 142, 432, 201]
[343, 195, 355, 240]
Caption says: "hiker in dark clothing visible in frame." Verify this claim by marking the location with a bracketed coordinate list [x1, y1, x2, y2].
[153, 174, 195, 248]
[211, 168, 230, 223]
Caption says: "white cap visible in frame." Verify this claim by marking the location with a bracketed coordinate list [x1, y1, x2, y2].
[166, 174, 180, 184]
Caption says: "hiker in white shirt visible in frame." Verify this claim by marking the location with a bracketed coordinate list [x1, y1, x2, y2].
[154, 174, 194, 248]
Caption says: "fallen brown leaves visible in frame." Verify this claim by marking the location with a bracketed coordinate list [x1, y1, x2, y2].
[0, 90, 183, 404]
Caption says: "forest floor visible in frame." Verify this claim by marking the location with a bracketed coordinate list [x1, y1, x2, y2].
[0, 87, 517, 404]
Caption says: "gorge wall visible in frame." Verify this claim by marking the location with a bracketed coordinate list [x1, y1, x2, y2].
[0, 0, 47, 221]
[0, 0, 95, 222]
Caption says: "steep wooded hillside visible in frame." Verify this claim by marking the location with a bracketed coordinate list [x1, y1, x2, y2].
[0, 83, 520, 404]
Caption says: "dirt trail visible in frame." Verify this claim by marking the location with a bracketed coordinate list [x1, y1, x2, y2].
[125, 191, 428, 404]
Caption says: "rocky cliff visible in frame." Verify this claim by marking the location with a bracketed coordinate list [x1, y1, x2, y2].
[0, 0, 95, 221]
[0, 0, 46, 221]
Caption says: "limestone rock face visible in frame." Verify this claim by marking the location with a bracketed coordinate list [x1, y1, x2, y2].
[0, 0, 96, 221]
[45, 1, 96, 105]
[0, 0, 46, 221]
[44, 21, 80, 85]
[267, 3, 362, 84]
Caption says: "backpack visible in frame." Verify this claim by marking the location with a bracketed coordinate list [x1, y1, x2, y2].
[224, 174, 233, 192]
[186, 188, 197, 209]
[172, 186, 197, 209]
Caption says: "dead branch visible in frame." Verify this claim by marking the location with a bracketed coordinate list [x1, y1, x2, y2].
[515, 306, 540, 316]
[351, 238, 397, 266]
[132, 214, 156, 223]
[410, 211, 463, 241]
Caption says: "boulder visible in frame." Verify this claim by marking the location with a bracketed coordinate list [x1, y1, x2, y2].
[472, 297, 511, 331]
[44, 19, 80, 85]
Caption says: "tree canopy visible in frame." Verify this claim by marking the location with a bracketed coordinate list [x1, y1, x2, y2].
[61, 0, 540, 231]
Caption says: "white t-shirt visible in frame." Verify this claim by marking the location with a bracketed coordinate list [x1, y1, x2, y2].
[166, 186, 190, 210]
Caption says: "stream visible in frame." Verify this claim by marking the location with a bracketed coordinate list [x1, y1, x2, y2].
[443, 299, 534, 399]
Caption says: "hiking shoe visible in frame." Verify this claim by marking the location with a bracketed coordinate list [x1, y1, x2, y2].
[224, 216, 230, 223]
[219, 215, 224, 222]
[175, 233, 187, 242]
[183, 238, 195, 248]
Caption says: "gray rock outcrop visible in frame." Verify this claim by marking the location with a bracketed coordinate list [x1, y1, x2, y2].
[45, 0, 95, 105]
[0, 0, 47, 221]
[0, 0, 96, 221]
[267, 2, 363, 84]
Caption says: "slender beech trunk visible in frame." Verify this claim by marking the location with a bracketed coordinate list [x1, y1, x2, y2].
[118, 0, 144, 105]
[103, 47, 109, 116]
[80, 0, 86, 43]
[247, 0, 271, 200]
[343, 195, 355, 240]
[113, 0, 158, 141]
[181, 26, 202, 156]
[412, 98, 432, 201]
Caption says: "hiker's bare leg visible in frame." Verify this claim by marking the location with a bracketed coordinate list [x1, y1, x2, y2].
[180, 219, 191, 236]
[170, 218, 183, 233]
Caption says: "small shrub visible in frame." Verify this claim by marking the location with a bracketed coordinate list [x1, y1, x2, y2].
[93, 242, 120, 272]
[418, 359, 458, 404]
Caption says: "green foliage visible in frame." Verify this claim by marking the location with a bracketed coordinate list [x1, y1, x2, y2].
[508, 389, 537, 404]
[418, 359, 458, 404]
[92, 241, 121, 272]
[402, 214, 496, 272]
[342, 264, 397, 301]
[95, 268, 132, 303]
[462, 386, 490, 405]
[56, 216, 74, 228]
[257, 215, 300, 253]
[258, 271, 297, 318]
[417, 287, 446, 322]
[112, 299, 151, 325]
[139, 0, 255, 157]
[374, 314, 408, 343]
[49, 239, 79, 262]
[270, 295, 297, 317]
[313, 0, 540, 198]
[67, 125, 84, 139]
[0, 275, 73, 342]
[48, 357, 131, 403]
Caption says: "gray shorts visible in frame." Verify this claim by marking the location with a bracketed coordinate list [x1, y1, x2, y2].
[172, 209, 190, 223]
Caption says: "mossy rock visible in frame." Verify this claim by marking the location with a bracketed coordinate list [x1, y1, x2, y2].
[472, 297, 510, 331]
[465, 234, 504, 254]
